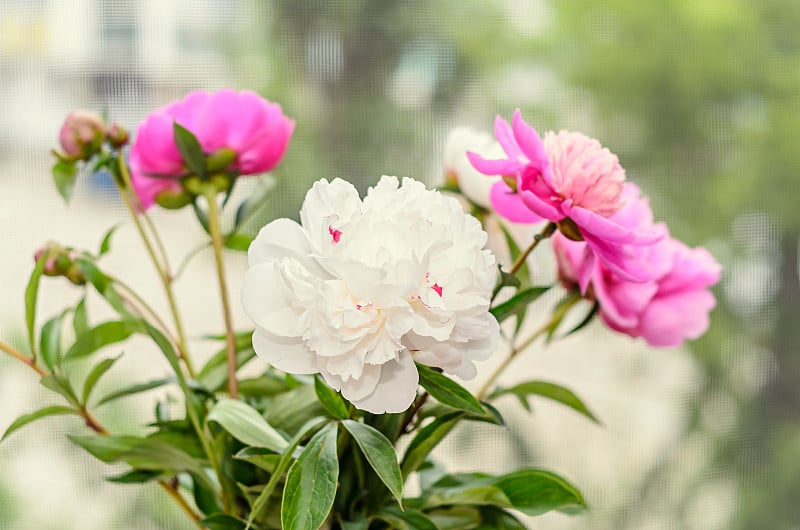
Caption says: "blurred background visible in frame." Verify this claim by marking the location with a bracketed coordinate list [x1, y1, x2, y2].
[1, 0, 797, 528]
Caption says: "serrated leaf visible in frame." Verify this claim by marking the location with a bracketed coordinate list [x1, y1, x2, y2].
[491, 381, 599, 423]
[1, 406, 77, 442]
[314, 375, 349, 419]
[98, 224, 120, 256]
[64, 320, 134, 360]
[417, 364, 484, 416]
[96, 377, 172, 406]
[25, 254, 47, 355]
[401, 412, 461, 478]
[342, 420, 403, 506]
[40, 312, 65, 371]
[282, 422, 339, 530]
[490, 286, 551, 324]
[207, 399, 288, 452]
[82, 355, 121, 405]
[172, 122, 206, 178]
[53, 159, 78, 202]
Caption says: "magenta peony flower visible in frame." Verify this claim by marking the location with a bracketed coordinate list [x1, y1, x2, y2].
[469, 110, 663, 281]
[129, 89, 294, 209]
[552, 217, 721, 347]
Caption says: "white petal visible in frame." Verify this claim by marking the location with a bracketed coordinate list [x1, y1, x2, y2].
[241, 261, 306, 337]
[330, 362, 380, 401]
[252, 328, 318, 374]
[350, 354, 419, 414]
[300, 178, 363, 242]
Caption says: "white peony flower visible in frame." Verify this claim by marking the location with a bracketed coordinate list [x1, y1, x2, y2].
[443, 127, 505, 209]
[241, 176, 499, 413]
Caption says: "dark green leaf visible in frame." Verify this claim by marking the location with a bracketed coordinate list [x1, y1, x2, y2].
[245, 416, 329, 530]
[106, 469, 163, 484]
[490, 286, 551, 324]
[98, 224, 120, 256]
[64, 320, 134, 360]
[376, 506, 440, 530]
[314, 376, 350, 419]
[491, 381, 599, 423]
[342, 419, 403, 506]
[207, 399, 288, 452]
[1, 406, 78, 442]
[68, 434, 142, 462]
[424, 484, 511, 509]
[401, 412, 461, 478]
[475, 507, 527, 529]
[340, 519, 370, 530]
[224, 232, 254, 252]
[172, 122, 206, 178]
[82, 355, 121, 405]
[192, 201, 211, 234]
[238, 375, 292, 397]
[200, 513, 248, 530]
[496, 267, 520, 292]
[234, 449, 281, 473]
[25, 253, 47, 355]
[96, 377, 171, 406]
[499, 224, 532, 291]
[563, 301, 599, 337]
[427, 506, 481, 530]
[39, 312, 65, 371]
[494, 469, 586, 516]
[417, 364, 484, 416]
[544, 291, 582, 342]
[264, 383, 326, 434]
[281, 422, 339, 530]
[73, 296, 89, 337]
[53, 158, 78, 202]
[193, 473, 222, 517]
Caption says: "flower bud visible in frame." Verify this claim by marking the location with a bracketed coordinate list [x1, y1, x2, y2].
[32, 242, 86, 285]
[106, 122, 129, 148]
[58, 111, 106, 160]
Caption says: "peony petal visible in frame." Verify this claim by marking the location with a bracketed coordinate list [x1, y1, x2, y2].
[252, 328, 318, 374]
[489, 181, 543, 223]
[241, 261, 308, 337]
[466, 151, 521, 177]
[350, 354, 419, 414]
[493, 114, 524, 161]
[511, 109, 548, 167]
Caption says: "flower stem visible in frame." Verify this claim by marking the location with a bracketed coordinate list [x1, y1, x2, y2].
[0, 340, 47, 377]
[476, 324, 549, 401]
[115, 155, 195, 377]
[508, 222, 556, 276]
[203, 189, 239, 399]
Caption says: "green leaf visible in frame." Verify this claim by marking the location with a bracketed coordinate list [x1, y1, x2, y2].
[376, 506, 440, 530]
[64, 320, 134, 360]
[499, 224, 532, 291]
[490, 286, 551, 324]
[544, 291, 583, 342]
[281, 422, 339, 530]
[106, 469, 163, 484]
[96, 377, 171, 406]
[68, 434, 142, 462]
[417, 364, 484, 416]
[234, 448, 281, 473]
[475, 507, 527, 529]
[25, 253, 47, 355]
[342, 419, 403, 506]
[264, 383, 326, 434]
[73, 296, 89, 337]
[340, 520, 370, 530]
[200, 513, 248, 530]
[207, 399, 288, 452]
[491, 381, 599, 423]
[53, 158, 78, 202]
[82, 355, 121, 405]
[197, 331, 255, 392]
[427, 506, 482, 530]
[314, 375, 350, 419]
[40, 374, 80, 407]
[1, 406, 78, 442]
[424, 484, 511, 509]
[238, 375, 292, 397]
[98, 224, 120, 256]
[563, 301, 599, 337]
[401, 412, 461, 478]
[172, 122, 206, 178]
[39, 312, 65, 371]
[245, 417, 328, 530]
[493, 469, 586, 516]
[224, 232, 254, 252]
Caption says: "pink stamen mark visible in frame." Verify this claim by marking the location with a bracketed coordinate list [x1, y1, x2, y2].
[328, 225, 342, 243]
[431, 283, 443, 297]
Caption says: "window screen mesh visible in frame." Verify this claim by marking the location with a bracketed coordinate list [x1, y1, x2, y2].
[1, 1, 797, 529]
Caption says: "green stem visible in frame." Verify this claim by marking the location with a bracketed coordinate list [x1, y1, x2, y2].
[476, 324, 548, 401]
[508, 222, 556, 277]
[204, 189, 239, 399]
[115, 156, 195, 377]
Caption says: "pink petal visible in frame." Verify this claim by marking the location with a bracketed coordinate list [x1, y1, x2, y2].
[511, 109, 548, 167]
[493, 115, 523, 161]
[466, 151, 521, 176]
[489, 181, 542, 223]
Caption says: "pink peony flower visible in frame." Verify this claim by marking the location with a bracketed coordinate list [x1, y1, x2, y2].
[552, 218, 721, 347]
[469, 109, 663, 281]
[58, 111, 106, 160]
[129, 89, 294, 209]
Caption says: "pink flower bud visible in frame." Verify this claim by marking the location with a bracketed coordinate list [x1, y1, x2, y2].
[59, 111, 106, 160]
[106, 122, 129, 148]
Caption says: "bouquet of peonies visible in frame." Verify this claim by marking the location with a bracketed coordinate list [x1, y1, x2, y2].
[0, 90, 720, 530]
